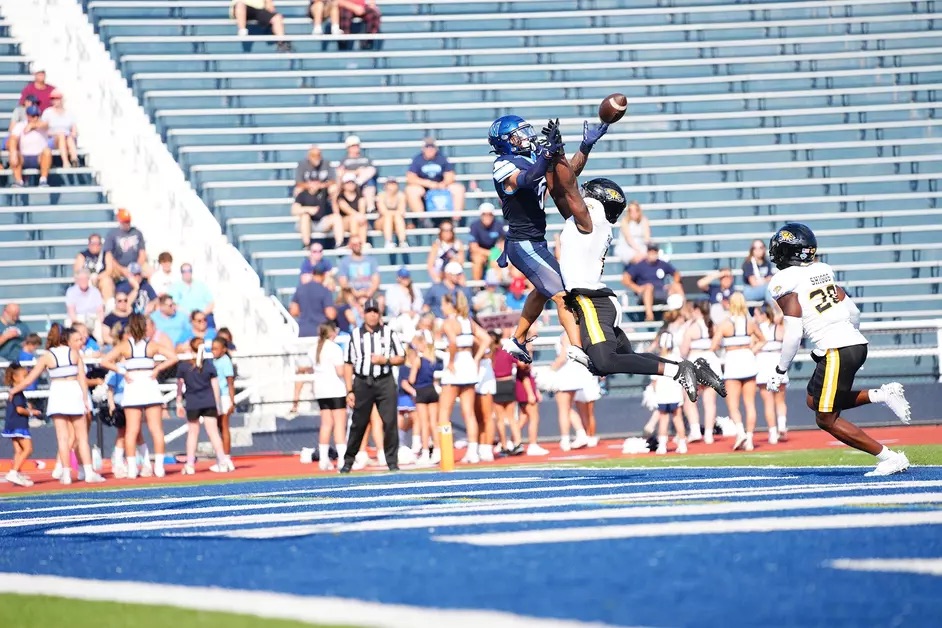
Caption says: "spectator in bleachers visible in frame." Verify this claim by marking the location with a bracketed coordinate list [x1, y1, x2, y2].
[468, 203, 503, 281]
[41, 90, 78, 168]
[336, 173, 369, 244]
[101, 208, 148, 306]
[171, 263, 215, 328]
[120, 262, 158, 316]
[19, 69, 56, 112]
[405, 138, 465, 222]
[334, 287, 359, 333]
[426, 219, 465, 284]
[65, 269, 104, 332]
[336, 135, 376, 210]
[148, 252, 178, 297]
[376, 178, 407, 248]
[473, 270, 507, 316]
[614, 201, 651, 265]
[338, 0, 381, 46]
[424, 261, 472, 318]
[386, 267, 423, 318]
[150, 295, 189, 347]
[231, 0, 292, 52]
[292, 145, 341, 249]
[622, 243, 683, 322]
[300, 242, 336, 289]
[336, 235, 380, 302]
[8, 105, 51, 187]
[74, 233, 105, 290]
[0, 304, 30, 363]
[290, 262, 336, 338]
[310, 0, 342, 35]
[697, 267, 735, 324]
[5, 94, 39, 156]
[179, 310, 216, 346]
[102, 292, 133, 346]
[742, 239, 775, 302]
[504, 269, 529, 311]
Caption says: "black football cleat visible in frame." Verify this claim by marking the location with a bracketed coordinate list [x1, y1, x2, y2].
[694, 357, 727, 397]
[338, 464, 352, 474]
[673, 360, 699, 403]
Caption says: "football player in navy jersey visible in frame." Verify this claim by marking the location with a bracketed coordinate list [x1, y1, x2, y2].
[488, 115, 609, 364]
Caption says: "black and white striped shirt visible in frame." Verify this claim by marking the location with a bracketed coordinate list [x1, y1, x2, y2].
[346, 324, 405, 378]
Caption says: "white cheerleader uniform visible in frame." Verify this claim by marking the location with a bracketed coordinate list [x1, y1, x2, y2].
[440, 317, 479, 387]
[721, 315, 758, 381]
[553, 336, 597, 395]
[756, 321, 788, 387]
[120, 339, 164, 408]
[687, 319, 722, 377]
[653, 330, 684, 409]
[475, 357, 496, 395]
[45, 346, 86, 417]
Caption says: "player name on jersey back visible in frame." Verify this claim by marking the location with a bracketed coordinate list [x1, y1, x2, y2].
[769, 261, 868, 353]
[559, 198, 612, 292]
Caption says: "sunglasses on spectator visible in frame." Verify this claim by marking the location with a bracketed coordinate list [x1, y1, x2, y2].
[181, 268, 193, 274]
[116, 298, 128, 304]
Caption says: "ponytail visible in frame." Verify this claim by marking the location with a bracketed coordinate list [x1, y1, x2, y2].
[315, 323, 333, 364]
[189, 337, 205, 370]
[46, 323, 62, 350]
[454, 291, 469, 318]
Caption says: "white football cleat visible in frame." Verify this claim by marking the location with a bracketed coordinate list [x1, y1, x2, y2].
[153, 466, 165, 478]
[676, 440, 688, 454]
[881, 383, 911, 424]
[5, 470, 28, 487]
[732, 432, 748, 451]
[526, 443, 549, 456]
[586, 435, 600, 447]
[318, 457, 333, 471]
[768, 428, 780, 445]
[84, 472, 106, 483]
[570, 432, 590, 450]
[140, 463, 154, 478]
[566, 345, 590, 368]
[865, 451, 910, 477]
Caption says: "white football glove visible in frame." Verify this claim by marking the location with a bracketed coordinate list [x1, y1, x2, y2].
[766, 370, 785, 393]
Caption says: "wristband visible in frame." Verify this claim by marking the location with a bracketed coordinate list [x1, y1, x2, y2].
[775, 366, 788, 375]
[579, 141, 593, 155]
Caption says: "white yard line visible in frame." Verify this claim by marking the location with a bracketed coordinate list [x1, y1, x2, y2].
[436, 510, 942, 546]
[829, 558, 942, 577]
[0, 573, 620, 628]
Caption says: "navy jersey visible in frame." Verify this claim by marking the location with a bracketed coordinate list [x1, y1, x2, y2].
[492, 154, 547, 242]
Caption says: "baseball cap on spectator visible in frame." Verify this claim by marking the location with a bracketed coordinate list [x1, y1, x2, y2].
[423, 137, 437, 147]
[647, 242, 660, 251]
[342, 172, 357, 183]
[26, 106, 40, 117]
[128, 262, 143, 275]
[117, 208, 132, 223]
[444, 261, 463, 276]
[666, 293, 684, 312]
[50, 89, 63, 99]
[479, 202, 495, 215]
[344, 135, 361, 147]
[509, 276, 527, 297]
[397, 267, 411, 279]
[363, 298, 381, 313]
[24, 94, 39, 105]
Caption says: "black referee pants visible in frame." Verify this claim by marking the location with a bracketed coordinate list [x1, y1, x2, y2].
[344, 374, 399, 470]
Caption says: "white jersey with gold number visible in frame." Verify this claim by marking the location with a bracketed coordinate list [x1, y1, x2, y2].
[560, 197, 613, 292]
[768, 261, 867, 353]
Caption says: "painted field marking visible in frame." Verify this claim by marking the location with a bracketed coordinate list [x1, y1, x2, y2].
[0, 573, 618, 628]
[177, 492, 942, 540]
[436, 510, 942, 546]
[4, 475, 792, 531]
[829, 558, 942, 576]
[44, 479, 942, 537]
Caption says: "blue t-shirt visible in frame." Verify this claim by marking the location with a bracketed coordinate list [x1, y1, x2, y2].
[492, 154, 547, 242]
[336, 256, 378, 294]
[17, 349, 39, 391]
[469, 218, 505, 249]
[301, 258, 333, 276]
[179, 326, 216, 347]
[177, 360, 218, 411]
[150, 311, 190, 346]
[291, 281, 333, 338]
[625, 260, 677, 290]
[171, 280, 214, 319]
[106, 371, 126, 407]
[118, 280, 158, 315]
[3, 391, 29, 436]
[214, 354, 234, 400]
[408, 152, 453, 183]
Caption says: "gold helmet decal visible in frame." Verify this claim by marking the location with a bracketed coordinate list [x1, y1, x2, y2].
[778, 230, 796, 243]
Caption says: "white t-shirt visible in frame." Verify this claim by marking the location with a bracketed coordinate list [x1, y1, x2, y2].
[560, 198, 613, 292]
[768, 261, 868, 354]
[309, 339, 346, 399]
[149, 268, 178, 296]
[41, 107, 75, 136]
[11, 121, 48, 156]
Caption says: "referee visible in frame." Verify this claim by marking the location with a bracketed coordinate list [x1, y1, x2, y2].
[340, 298, 406, 473]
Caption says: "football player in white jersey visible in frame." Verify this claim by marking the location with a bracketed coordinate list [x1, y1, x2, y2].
[765, 223, 912, 476]
[545, 149, 725, 403]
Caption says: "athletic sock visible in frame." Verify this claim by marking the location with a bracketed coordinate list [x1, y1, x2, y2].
[689, 423, 702, 439]
[560, 436, 570, 448]
[319, 444, 330, 462]
[137, 444, 149, 464]
[336, 444, 347, 463]
[868, 388, 887, 404]
[53, 460, 63, 474]
[411, 434, 421, 451]
[83, 464, 94, 477]
[186, 455, 196, 466]
[467, 442, 478, 457]
[576, 429, 587, 439]
[876, 446, 893, 461]
[663, 363, 679, 378]
[657, 436, 667, 448]
[777, 415, 787, 431]
[769, 427, 779, 440]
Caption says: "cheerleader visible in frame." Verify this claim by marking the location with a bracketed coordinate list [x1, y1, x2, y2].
[437, 292, 489, 464]
[755, 304, 788, 444]
[397, 356, 418, 462]
[2, 363, 37, 486]
[711, 292, 766, 451]
[310, 323, 347, 471]
[175, 337, 227, 475]
[407, 331, 440, 464]
[105, 327, 146, 479]
[473, 339, 497, 462]
[550, 332, 590, 452]
[653, 328, 687, 455]
[101, 314, 178, 479]
[681, 301, 721, 444]
[490, 330, 524, 456]
[8, 324, 105, 484]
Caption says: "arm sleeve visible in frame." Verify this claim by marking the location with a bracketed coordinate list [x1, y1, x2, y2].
[516, 152, 551, 188]
[777, 315, 803, 372]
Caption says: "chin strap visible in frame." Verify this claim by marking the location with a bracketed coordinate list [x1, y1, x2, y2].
[777, 315, 803, 373]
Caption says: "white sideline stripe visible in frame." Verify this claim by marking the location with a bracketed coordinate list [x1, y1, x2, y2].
[4, 475, 786, 528]
[179, 492, 942, 540]
[0, 475, 554, 516]
[829, 558, 942, 577]
[0, 573, 617, 628]
[436, 511, 942, 547]
[44, 479, 942, 537]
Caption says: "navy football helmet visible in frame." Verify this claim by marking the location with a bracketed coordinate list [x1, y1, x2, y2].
[769, 222, 817, 269]
[488, 115, 537, 155]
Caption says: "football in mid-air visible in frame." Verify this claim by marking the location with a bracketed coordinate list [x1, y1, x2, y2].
[598, 93, 628, 124]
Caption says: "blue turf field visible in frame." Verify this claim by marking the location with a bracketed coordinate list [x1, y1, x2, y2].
[1, 467, 941, 627]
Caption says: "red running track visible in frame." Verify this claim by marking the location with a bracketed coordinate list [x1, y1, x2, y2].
[1, 424, 940, 494]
